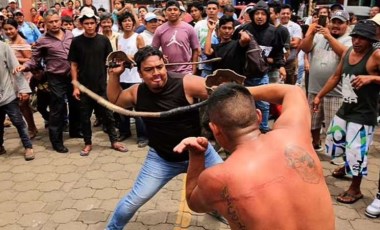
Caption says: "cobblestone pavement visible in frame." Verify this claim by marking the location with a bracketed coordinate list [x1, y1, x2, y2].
[0, 113, 379, 230]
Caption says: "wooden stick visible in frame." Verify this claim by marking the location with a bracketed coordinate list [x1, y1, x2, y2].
[72, 80, 208, 118]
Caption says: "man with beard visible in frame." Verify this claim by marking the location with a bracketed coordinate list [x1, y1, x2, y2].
[233, 0, 285, 133]
[300, 10, 352, 154]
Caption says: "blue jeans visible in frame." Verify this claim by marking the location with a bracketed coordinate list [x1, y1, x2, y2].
[106, 144, 223, 230]
[244, 75, 270, 132]
[0, 99, 32, 149]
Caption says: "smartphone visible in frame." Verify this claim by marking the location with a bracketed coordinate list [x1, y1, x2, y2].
[318, 15, 327, 27]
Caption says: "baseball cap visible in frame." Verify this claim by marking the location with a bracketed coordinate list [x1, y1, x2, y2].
[78, 7, 99, 21]
[331, 10, 349, 22]
[8, 0, 17, 3]
[330, 3, 344, 11]
[14, 10, 23, 15]
[350, 20, 379, 42]
[370, 13, 380, 26]
[144, 12, 157, 22]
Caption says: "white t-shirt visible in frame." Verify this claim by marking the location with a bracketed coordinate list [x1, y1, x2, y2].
[118, 33, 142, 83]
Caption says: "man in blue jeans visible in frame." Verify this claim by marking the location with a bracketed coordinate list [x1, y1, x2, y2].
[0, 41, 34, 160]
[106, 46, 223, 229]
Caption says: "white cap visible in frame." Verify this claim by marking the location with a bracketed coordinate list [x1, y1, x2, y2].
[144, 12, 157, 22]
[9, 0, 17, 3]
[78, 7, 99, 21]
[370, 13, 380, 26]
[0, 12, 4, 17]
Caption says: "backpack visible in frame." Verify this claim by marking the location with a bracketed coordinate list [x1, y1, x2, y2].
[244, 31, 269, 78]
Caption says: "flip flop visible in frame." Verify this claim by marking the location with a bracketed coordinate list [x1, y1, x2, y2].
[336, 192, 363, 204]
[332, 166, 346, 179]
[112, 143, 128, 153]
[80, 146, 92, 156]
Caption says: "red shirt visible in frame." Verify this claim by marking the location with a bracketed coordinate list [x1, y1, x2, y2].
[61, 8, 74, 18]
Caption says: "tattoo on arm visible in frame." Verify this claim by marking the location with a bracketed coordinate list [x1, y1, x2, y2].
[284, 145, 321, 184]
[221, 186, 246, 230]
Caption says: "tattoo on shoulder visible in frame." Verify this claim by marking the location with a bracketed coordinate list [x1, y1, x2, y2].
[284, 145, 321, 184]
[221, 186, 246, 230]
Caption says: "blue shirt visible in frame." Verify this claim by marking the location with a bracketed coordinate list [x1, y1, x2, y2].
[19, 22, 42, 44]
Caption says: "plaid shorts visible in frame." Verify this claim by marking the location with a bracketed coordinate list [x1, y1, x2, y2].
[308, 93, 343, 130]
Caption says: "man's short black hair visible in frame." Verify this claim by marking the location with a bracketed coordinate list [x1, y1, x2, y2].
[281, 4, 292, 12]
[118, 11, 136, 26]
[134, 46, 164, 71]
[207, 0, 219, 7]
[61, 16, 73, 23]
[207, 83, 258, 133]
[219, 15, 234, 27]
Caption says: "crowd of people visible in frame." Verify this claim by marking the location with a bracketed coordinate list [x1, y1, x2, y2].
[1, 0, 380, 228]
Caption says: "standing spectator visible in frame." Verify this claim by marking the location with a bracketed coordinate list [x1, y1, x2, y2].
[7, 0, 19, 14]
[140, 12, 158, 46]
[69, 8, 128, 156]
[16, 9, 82, 153]
[72, 15, 84, 37]
[54, 3, 62, 17]
[30, 7, 43, 25]
[300, 10, 351, 153]
[0, 41, 34, 160]
[153, 9, 166, 26]
[313, 20, 380, 204]
[61, 16, 74, 31]
[233, 0, 285, 133]
[74, 0, 81, 16]
[152, 0, 200, 75]
[135, 6, 148, 33]
[61, 0, 74, 18]
[204, 15, 250, 74]
[187, 2, 203, 27]
[99, 13, 119, 51]
[280, 4, 302, 85]
[370, 6, 380, 19]
[116, 12, 148, 147]
[0, 12, 5, 41]
[223, 4, 240, 27]
[3, 18, 38, 139]
[80, 0, 98, 16]
[14, 10, 41, 44]
[194, 0, 220, 77]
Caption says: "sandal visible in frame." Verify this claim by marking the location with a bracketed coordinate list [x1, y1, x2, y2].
[111, 142, 128, 152]
[80, 145, 92, 156]
[337, 191, 363, 204]
[332, 166, 346, 179]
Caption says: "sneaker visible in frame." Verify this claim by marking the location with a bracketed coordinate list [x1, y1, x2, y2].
[330, 156, 345, 165]
[365, 193, 380, 218]
[0, 146, 6, 155]
[313, 144, 324, 152]
[137, 139, 149, 148]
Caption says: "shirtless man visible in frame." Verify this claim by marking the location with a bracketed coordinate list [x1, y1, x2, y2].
[174, 83, 334, 230]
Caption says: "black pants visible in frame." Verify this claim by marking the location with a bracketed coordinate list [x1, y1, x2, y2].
[79, 93, 118, 145]
[47, 73, 81, 147]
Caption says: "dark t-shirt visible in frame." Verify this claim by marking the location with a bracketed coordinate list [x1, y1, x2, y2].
[210, 40, 247, 74]
[135, 74, 201, 162]
[68, 34, 112, 92]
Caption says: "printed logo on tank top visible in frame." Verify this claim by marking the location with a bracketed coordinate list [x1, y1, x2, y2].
[166, 30, 183, 47]
[342, 73, 358, 104]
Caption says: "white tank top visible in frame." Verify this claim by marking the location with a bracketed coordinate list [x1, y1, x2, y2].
[118, 33, 142, 83]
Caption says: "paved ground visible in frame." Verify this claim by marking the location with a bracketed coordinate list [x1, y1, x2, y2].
[0, 113, 380, 230]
